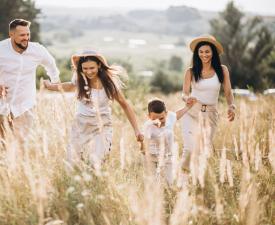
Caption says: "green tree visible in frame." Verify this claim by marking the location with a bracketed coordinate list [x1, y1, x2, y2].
[210, 1, 275, 90]
[260, 50, 275, 86]
[150, 70, 182, 94]
[169, 55, 183, 72]
[0, 0, 41, 41]
[245, 26, 275, 89]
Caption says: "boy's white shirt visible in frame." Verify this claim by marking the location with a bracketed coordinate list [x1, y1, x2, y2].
[143, 111, 177, 155]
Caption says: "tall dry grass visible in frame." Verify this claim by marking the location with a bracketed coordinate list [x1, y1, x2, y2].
[0, 91, 274, 225]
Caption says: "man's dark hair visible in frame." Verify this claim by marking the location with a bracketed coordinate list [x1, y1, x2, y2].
[9, 19, 31, 31]
[148, 98, 166, 113]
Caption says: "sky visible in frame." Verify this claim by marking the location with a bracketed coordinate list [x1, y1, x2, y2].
[35, 0, 275, 15]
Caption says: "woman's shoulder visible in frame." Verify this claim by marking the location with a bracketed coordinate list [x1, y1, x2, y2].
[221, 65, 230, 76]
[185, 67, 193, 76]
[221, 64, 229, 72]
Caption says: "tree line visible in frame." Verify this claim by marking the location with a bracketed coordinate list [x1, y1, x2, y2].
[0, 0, 274, 92]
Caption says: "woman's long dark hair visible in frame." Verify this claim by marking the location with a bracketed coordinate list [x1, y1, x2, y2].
[76, 56, 119, 101]
[191, 41, 224, 83]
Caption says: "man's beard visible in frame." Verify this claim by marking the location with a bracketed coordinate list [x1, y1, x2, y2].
[14, 40, 28, 50]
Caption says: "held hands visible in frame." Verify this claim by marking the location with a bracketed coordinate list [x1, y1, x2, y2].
[43, 80, 52, 90]
[135, 131, 144, 142]
[43, 79, 61, 91]
[182, 93, 197, 108]
[0, 85, 8, 98]
[186, 97, 197, 108]
[135, 131, 145, 154]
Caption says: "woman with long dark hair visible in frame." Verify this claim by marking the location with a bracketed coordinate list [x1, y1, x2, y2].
[44, 50, 143, 167]
[181, 35, 235, 172]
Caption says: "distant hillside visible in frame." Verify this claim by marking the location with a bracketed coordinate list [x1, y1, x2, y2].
[39, 5, 217, 36]
[39, 5, 275, 37]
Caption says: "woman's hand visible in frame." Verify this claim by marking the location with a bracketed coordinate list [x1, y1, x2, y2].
[186, 97, 197, 108]
[135, 131, 144, 142]
[135, 131, 145, 154]
[227, 105, 236, 122]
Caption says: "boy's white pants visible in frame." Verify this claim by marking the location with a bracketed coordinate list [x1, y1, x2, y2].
[148, 154, 173, 186]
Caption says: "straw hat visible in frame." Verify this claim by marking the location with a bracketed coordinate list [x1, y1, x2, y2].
[71, 49, 110, 69]
[189, 35, 224, 54]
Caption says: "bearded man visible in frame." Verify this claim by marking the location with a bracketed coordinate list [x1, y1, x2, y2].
[0, 19, 60, 139]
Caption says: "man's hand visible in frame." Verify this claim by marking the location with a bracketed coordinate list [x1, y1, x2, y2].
[43, 80, 52, 89]
[0, 85, 8, 98]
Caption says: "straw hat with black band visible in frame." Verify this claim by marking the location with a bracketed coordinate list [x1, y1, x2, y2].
[189, 35, 224, 54]
[71, 49, 112, 102]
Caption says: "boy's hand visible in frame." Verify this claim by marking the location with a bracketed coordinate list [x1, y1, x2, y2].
[152, 119, 161, 128]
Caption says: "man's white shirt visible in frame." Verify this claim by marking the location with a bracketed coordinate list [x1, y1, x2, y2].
[0, 38, 60, 117]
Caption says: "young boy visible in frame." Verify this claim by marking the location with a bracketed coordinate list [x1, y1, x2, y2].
[143, 98, 191, 185]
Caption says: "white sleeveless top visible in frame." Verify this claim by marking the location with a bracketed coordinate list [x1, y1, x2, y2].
[71, 73, 112, 117]
[76, 88, 111, 117]
[191, 73, 221, 105]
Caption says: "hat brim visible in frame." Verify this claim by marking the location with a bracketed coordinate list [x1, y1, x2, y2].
[71, 52, 110, 69]
[190, 37, 224, 54]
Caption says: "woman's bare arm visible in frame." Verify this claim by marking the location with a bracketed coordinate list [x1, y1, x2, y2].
[43, 80, 76, 92]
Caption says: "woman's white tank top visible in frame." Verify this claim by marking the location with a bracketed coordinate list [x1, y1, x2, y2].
[191, 73, 221, 105]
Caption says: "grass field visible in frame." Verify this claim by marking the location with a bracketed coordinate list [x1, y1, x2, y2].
[0, 91, 274, 225]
